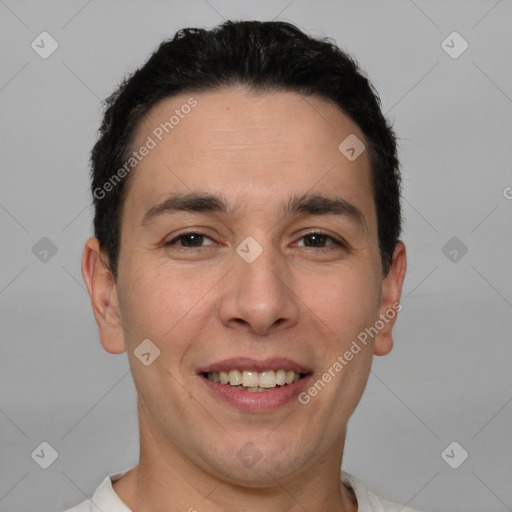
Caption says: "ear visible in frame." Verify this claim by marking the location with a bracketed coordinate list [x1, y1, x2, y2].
[373, 241, 407, 356]
[81, 237, 126, 354]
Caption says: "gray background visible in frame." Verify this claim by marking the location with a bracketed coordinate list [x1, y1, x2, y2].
[1, 1, 511, 511]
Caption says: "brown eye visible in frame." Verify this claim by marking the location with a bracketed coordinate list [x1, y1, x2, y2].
[164, 232, 214, 248]
[296, 232, 346, 249]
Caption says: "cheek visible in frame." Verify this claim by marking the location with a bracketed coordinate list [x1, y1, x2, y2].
[299, 264, 380, 341]
[119, 267, 204, 400]
[118, 258, 205, 345]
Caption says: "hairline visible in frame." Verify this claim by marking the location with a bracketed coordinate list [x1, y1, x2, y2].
[111, 82, 383, 276]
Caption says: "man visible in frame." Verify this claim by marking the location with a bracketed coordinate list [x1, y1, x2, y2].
[71, 19, 415, 512]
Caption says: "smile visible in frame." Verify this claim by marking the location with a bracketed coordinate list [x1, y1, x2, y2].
[204, 369, 305, 391]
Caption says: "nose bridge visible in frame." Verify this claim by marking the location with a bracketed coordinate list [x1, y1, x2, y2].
[237, 233, 285, 302]
[220, 233, 299, 334]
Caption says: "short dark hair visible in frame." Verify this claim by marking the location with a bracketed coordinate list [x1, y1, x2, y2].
[90, 20, 401, 279]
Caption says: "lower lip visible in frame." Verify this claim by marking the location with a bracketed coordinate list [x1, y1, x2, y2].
[199, 374, 313, 412]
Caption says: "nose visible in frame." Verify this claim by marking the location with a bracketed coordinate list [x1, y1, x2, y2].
[218, 237, 300, 336]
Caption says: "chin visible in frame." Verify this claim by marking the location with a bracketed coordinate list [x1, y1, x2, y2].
[203, 441, 308, 487]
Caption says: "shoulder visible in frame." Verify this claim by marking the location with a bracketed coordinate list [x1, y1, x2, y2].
[370, 494, 425, 512]
[341, 471, 426, 512]
[57, 468, 133, 512]
[58, 499, 93, 512]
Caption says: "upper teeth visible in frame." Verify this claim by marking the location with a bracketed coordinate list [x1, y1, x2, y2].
[206, 369, 301, 388]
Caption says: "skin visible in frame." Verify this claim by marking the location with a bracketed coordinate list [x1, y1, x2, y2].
[82, 87, 406, 512]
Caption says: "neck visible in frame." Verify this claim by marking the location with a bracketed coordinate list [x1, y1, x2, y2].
[113, 409, 357, 512]
[114, 464, 357, 512]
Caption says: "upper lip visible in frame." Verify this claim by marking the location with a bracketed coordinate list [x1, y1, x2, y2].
[197, 357, 311, 374]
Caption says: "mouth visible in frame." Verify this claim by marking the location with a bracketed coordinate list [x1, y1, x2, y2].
[201, 369, 308, 392]
[197, 358, 312, 412]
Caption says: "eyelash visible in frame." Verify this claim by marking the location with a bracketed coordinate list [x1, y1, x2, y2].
[163, 231, 347, 252]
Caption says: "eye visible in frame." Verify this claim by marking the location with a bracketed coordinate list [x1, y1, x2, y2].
[295, 232, 346, 250]
[163, 231, 347, 252]
[164, 232, 215, 249]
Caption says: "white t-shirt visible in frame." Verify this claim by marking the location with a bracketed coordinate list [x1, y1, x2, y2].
[62, 468, 423, 512]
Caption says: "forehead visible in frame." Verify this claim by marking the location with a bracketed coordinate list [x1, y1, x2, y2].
[125, 87, 375, 226]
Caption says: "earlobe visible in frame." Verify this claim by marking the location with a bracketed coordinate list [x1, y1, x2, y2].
[81, 237, 126, 354]
[373, 242, 407, 356]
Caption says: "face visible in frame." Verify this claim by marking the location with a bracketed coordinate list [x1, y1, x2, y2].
[83, 87, 406, 486]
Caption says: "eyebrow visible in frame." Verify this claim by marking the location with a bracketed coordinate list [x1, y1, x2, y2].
[140, 191, 367, 231]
